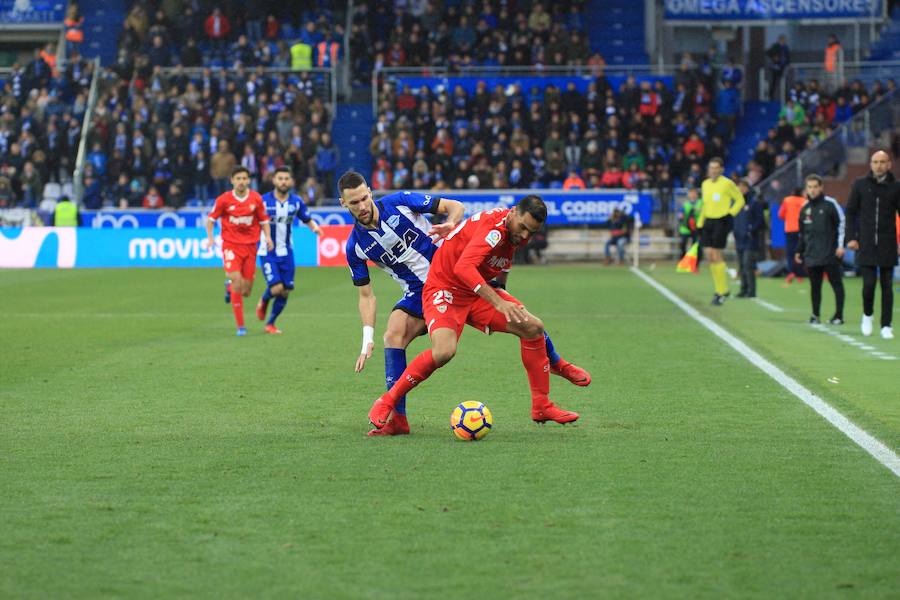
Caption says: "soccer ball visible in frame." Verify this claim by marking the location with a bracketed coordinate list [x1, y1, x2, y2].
[450, 401, 493, 440]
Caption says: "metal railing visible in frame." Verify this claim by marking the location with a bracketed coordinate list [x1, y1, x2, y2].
[72, 57, 101, 204]
[755, 87, 899, 206]
[372, 64, 680, 116]
[780, 60, 900, 103]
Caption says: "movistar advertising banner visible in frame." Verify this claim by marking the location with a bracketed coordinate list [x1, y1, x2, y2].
[0, 227, 318, 269]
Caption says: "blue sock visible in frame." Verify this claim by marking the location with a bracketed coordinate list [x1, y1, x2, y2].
[384, 347, 407, 415]
[268, 296, 287, 325]
[262, 287, 272, 302]
[544, 331, 561, 365]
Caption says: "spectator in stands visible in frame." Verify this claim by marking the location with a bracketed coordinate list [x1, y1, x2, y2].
[205, 7, 231, 58]
[19, 161, 43, 208]
[315, 132, 339, 196]
[823, 34, 843, 92]
[766, 35, 790, 100]
[778, 187, 807, 283]
[64, 3, 85, 56]
[143, 185, 164, 209]
[562, 169, 585, 190]
[211, 141, 236, 196]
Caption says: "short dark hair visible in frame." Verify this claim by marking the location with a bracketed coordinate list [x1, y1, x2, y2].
[708, 157, 724, 168]
[231, 166, 250, 178]
[338, 171, 367, 195]
[516, 194, 547, 223]
[273, 166, 292, 177]
[805, 173, 823, 185]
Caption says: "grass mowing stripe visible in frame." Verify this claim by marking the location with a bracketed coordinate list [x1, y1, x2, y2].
[632, 266, 900, 479]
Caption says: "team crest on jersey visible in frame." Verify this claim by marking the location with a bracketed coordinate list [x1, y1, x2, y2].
[485, 230, 502, 247]
[387, 214, 401, 228]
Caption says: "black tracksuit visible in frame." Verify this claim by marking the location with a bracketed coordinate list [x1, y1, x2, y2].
[845, 171, 900, 327]
[797, 194, 845, 320]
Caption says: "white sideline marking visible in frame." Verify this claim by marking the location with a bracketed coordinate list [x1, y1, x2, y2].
[632, 267, 900, 479]
[752, 298, 784, 313]
[811, 324, 897, 361]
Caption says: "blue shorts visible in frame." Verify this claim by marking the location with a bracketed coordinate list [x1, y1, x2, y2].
[260, 254, 295, 289]
[393, 290, 424, 319]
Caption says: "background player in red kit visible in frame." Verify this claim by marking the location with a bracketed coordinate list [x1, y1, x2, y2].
[369, 195, 583, 429]
[205, 166, 274, 336]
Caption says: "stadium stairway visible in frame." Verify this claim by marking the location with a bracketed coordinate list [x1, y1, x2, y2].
[332, 103, 373, 184]
[585, 0, 648, 65]
[725, 101, 780, 176]
[78, 0, 126, 66]
[868, 6, 900, 60]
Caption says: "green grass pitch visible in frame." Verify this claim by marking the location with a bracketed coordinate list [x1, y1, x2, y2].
[1, 265, 898, 598]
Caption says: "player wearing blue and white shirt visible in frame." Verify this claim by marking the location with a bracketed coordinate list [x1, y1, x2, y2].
[339, 171, 466, 436]
[255, 167, 322, 334]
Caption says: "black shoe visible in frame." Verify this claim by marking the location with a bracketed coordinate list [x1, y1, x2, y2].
[809, 316, 820, 324]
[828, 316, 844, 325]
[736, 291, 748, 298]
[711, 294, 725, 306]
[746, 292, 756, 298]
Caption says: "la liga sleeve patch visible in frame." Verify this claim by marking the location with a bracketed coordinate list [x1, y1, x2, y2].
[485, 230, 502, 247]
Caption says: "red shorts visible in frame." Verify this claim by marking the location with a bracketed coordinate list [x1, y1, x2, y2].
[222, 243, 258, 280]
[423, 281, 522, 338]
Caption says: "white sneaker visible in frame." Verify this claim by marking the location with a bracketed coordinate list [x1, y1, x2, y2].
[881, 326, 894, 340]
[861, 314, 873, 336]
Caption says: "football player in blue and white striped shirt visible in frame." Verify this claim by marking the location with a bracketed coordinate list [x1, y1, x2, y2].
[339, 171, 590, 436]
[255, 167, 322, 334]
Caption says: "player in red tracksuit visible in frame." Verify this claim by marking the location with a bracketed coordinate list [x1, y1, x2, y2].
[368, 195, 583, 429]
[206, 166, 274, 336]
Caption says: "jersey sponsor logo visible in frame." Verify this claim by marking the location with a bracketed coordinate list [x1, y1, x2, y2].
[437, 304, 447, 313]
[228, 215, 255, 225]
[485, 229, 502, 247]
[488, 256, 511, 269]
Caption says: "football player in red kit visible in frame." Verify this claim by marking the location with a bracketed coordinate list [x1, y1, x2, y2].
[206, 166, 274, 336]
[368, 195, 583, 429]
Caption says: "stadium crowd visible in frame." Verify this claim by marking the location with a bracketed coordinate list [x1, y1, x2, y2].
[0, 1, 897, 211]
[0, 45, 93, 208]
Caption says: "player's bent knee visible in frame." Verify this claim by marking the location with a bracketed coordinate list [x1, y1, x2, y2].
[432, 346, 456, 366]
[383, 330, 405, 348]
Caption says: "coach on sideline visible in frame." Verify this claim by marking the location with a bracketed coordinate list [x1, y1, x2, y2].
[845, 150, 900, 339]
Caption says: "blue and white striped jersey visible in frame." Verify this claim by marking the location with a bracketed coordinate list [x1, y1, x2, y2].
[261, 191, 312, 257]
[346, 191, 439, 292]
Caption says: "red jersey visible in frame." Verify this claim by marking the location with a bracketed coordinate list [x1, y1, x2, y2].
[429, 208, 520, 296]
[208, 190, 269, 246]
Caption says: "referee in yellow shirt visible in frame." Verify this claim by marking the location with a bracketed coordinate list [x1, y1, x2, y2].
[698, 157, 745, 305]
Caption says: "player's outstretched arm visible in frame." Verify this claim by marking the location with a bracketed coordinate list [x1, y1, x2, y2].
[261, 221, 274, 251]
[306, 220, 323, 236]
[205, 217, 217, 248]
[429, 199, 466, 239]
[355, 284, 377, 372]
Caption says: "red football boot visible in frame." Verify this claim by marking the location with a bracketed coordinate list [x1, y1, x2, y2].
[367, 414, 410, 436]
[264, 324, 282, 335]
[550, 359, 592, 387]
[368, 394, 395, 429]
[256, 298, 269, 321]
[532, 401, 579, 424]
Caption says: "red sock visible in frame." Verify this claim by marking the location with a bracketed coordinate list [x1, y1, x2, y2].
[231, 290, 245, 327]
[386, 350, 437, 405]
[520, 336, 550, 407]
